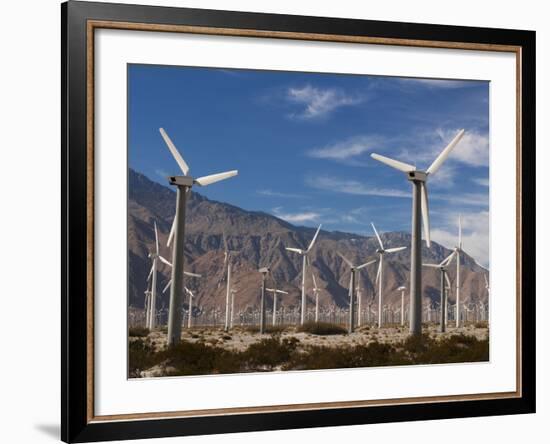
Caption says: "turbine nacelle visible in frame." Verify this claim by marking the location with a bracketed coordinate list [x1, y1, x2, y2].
[406, 170, 428, 182]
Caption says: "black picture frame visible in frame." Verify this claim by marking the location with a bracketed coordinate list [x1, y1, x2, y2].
[62, 1, 536, 442]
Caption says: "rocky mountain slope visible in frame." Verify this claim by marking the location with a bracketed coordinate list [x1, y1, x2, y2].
[128, 169, 489, 313]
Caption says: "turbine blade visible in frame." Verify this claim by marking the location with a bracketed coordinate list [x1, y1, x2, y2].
[484, 273, 489, 287]
[311, 273, 318, 289]
[184, 271, 202, 278]
[158, 256, 172, 267]
[154, 221, 159, 255]
[307, 224, 322, 252]
[445, 272, 452, 289]
[356, 259, 377, 270]
[147, 265, 154, 282]
[371, 153, 416, 173]
[385, 246, 406, 253]
[337, 252, 353, 267]
[167, 216, 176, 247]
[420, 182, 431, 247]
[440, 250, 456, 267]
[422, 263, 440, 268]
[159, 128, 190, 175]
[162, 280, 172, 294]
[277, 290, 289, 294]
[375, 260, 382, 284]
[371, 222, 384, 249]
[194, 170, 238, 186]
[426, 129, 465, 175]
[286, 247, 304, 254]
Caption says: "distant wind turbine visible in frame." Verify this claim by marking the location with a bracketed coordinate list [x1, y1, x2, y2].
[454, 215, 463, 327]
[285, 224, 322, 325]
[311, 273, 321, 323]
[258, 267, 270, 333]
[371, 129, 465, 335]
[397, 286, 407, 326]
[423, 250, 456, 332]
[159, 127, 238, 345]
[266, 287, 289, 326]
[371, 222, 407, 328]
[221, 231, 239, 331]
[337, 252, 376, 333]
[146, 221, 172, 329]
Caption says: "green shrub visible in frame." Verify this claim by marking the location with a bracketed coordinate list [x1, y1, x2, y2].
[128, 327, 149, 337]
[128, 339, 158, 377]
[297, 322, 347, 335]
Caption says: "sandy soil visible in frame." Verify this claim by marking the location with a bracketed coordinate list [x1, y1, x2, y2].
[138, 323, 489, 353]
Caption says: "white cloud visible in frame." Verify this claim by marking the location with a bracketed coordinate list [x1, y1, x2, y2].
[272, 208, 320, 223]
[257, 189, 306, 199]
[435, 128, 489, 167]
[472, 177, 490, 187]
[306, 136, 378, 164]
[431, 192, 489, 207]
[306, 175, 409, 198]
[431, 211, 489, 268]
[399, 78, 483, 89]
[287, 85, 363, 119]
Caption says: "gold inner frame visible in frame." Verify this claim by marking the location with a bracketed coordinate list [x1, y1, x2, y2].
[86, 19, 523, 423]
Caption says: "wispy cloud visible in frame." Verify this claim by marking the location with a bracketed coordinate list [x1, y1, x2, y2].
[257, 189, 307, 199]
[431, 192, 489, 207]
[431, 211, 490, 267]
[398, 78, 485, 90]
[287, 85, 364, 119]
[306, 175, 410, 198]
[272, 208, 321, 223]
[435, 128, 489, 167]
[472, 177, 490, 187]
[306, 136, 379, 165]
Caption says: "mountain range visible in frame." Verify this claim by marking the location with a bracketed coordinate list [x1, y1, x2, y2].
[128, 169, 489, 313]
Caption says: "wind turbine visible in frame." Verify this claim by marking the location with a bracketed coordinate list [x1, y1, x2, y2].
[370, 129, 465, 335]
[454, 215, 464, 327]
[258, 267, 270, 334]
[266, 287, 289, 326]
[311, 272, 321, 323]
[221, 231, 240, 332]
[159, 127, 238, 345]
[423, 250, 456, 332]
[397, 286, 407, 326]
[337, 253, 376, 333]
[285, 224, 322, 325]
[184, 287, 195, 328]
[371, 222, 407, 328]
[484, 273, 490, 297]
[230, 287, 237, 329]
[146, 221, 172, 329]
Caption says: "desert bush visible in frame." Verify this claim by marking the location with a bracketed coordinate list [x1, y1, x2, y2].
[128, 326, 149, 337]
[243, 336, 299, 370]
[128, 339, 158, 377]
[297, 322, 347, 335]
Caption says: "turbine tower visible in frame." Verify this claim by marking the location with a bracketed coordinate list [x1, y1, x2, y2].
[337, 252, 376, 333]
[146, 221, 172, 329]
[159, 127, 238, 345]
[311, 273, 321, 323]
[221, 231, 239, 332]
[258, 267, 270, 334]
[184, 287, 194, 328]
[423, 251, 456, 332]
[397, 286, 407, 326]
[285, 224, 322, 325]
[371, 129, 465, 335]
[371, 222, 407, 328]
[454, 215, 463, 327]
[266, 287, 288, 326]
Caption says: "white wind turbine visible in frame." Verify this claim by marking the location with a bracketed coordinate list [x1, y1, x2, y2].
[337, 252, 376, 333]
[266, 287, 289, 326]
[184, 287, 195, 328]
[454, 215, 464, 327]
[422, 250, 456, 332]
[397, 286, 407, 326]
[159, 127, 238, 345]
[146, 221, 172, 329]
[285, 224, 322, 325]
[230, 287, 237, 329]
[370, 129, 465, 335]
[311, 273, 321, 323]
[221, 231, 239, 332]
[371, 222, 407, 328]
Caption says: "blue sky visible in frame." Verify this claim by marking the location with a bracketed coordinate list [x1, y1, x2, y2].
[128, 64, 490, 266]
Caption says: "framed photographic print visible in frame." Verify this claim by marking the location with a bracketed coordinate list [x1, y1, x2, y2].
[61, 1, 536, 442]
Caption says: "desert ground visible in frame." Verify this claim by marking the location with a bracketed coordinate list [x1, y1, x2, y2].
[129, 322, 489, 378]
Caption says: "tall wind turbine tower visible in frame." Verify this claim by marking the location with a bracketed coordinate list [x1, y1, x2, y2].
[371, 222, 406, 328]
[159, 127, 238, 345]
[266, 287, 288, 326]
[455, 215, 463, 327]
[423, 251, 456, 332]
[221, 232, 239, 331]
[337, 253, 376, 333]
[371, 129, 465, 335]
[285, 224, 322, 325]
